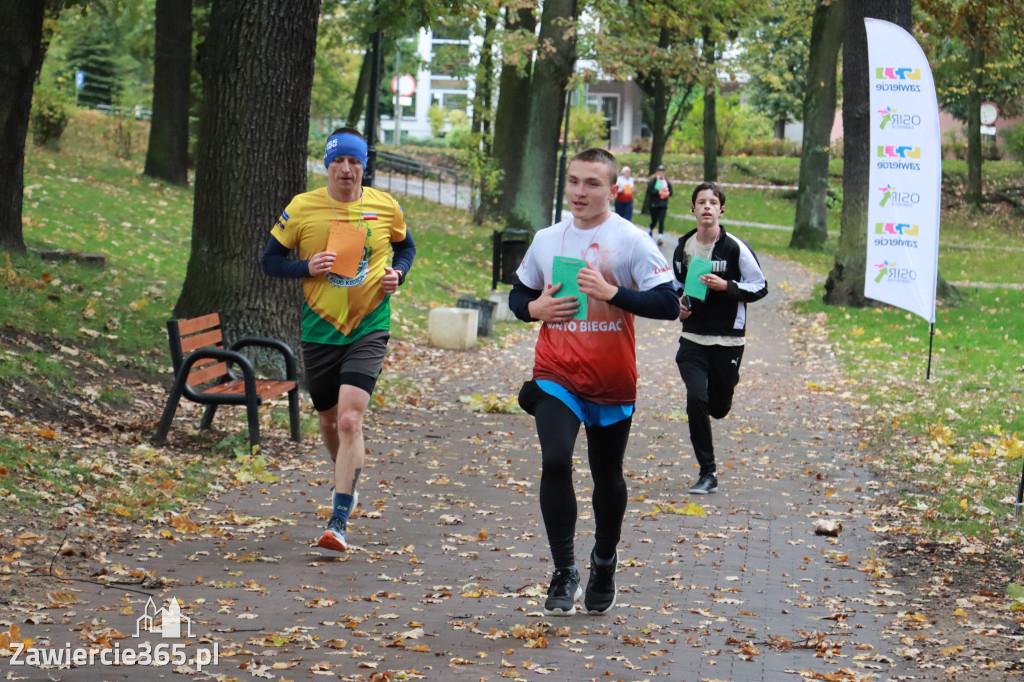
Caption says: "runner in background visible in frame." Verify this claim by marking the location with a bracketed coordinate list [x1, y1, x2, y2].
[613, 166, 635, 221]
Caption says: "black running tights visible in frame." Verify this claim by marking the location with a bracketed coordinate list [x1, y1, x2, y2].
[533, 394, 631, 569]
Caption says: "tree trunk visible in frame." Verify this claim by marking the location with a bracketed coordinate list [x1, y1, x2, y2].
[645, 27, 672, 175]
[346, 47, 371, 128]
[0, 2, 49, 255]
[702, 26, 717, 182]
[175, 0, 318, 356]
[965, 17, 984, 207]
[144, 0, 193, 187]
[791, 0, 843, 250]
[510, 0, 577, 232]
[491, 5, 537, 220]
[824, 0, 912, 306]
[472, 11, 496, 137]
[648, 75, 668, 174]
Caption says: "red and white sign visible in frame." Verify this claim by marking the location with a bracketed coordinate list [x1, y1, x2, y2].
[391, 74, 416, 97]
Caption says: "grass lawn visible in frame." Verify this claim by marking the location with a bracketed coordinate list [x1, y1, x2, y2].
[4, 111, 1023, 555]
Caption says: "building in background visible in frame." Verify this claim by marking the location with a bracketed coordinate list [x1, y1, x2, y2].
[583, 80, 646, 151]
[379, 26, 480, 143]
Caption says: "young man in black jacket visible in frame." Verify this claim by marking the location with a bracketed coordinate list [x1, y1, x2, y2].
[673, 182, 768, 494]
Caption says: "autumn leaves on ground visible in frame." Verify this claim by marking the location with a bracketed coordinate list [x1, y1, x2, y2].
[2, 112, 1024, 680]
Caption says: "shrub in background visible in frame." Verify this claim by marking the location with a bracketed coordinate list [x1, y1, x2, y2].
[30, 78, 75, 149]
[669, 94, 775, 157]
[734, 137, 802, 157]
[445, 110, 475, 150]
[942, 127, 967, 160]
[428, 104, 448, 138]
[103, 108, 143, 160]
[631, 136, 652, 153]
[1001, 123, 1024, 163]
[568, 107, 608, 150]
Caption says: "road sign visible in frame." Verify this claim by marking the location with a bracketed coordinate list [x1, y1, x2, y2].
[980, 101, 999, 126]
[391, 74, 416, 97]
[75, 70, 85, 90]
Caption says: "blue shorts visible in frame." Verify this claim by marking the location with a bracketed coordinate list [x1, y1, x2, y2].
[535, 380, 634, 427]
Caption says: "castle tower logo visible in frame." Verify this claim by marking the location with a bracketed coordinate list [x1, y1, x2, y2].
[134, 597, 194, 639]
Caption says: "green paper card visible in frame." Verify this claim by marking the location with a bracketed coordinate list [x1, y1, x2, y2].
[683, 256, 713, 301]
[552, 256, 587, 320]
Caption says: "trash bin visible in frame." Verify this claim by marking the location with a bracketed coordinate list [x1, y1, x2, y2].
[499, 229, 530, 285]
[457, 295, 498, 337]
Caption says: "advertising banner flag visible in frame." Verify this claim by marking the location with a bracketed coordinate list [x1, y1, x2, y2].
[864, 18, 941, 323]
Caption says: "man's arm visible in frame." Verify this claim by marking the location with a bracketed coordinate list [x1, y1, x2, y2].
[725, 241, 768, 302]
[390, 229, 416, 279]
[608, 282, 681, 320]
[262, 235, 310, 278]
[508, 278, 541, 322]
[577, 265, 680, 320]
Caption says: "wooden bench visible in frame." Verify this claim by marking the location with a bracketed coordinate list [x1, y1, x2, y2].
[154, 312, 301, 451]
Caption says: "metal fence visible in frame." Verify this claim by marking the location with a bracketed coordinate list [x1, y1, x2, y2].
[94, 104, 152, 120]
[374, 151, 478, 212]
[310, 152, 479, 212]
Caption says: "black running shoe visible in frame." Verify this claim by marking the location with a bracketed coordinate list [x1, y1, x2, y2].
[584, 549, 617, 614]
[689, 473, 718, 495]
[543, 567, 582, 616]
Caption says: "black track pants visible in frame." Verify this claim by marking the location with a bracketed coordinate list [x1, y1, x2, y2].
[532, 394, 632, 569]
[675, 338, 744, 475]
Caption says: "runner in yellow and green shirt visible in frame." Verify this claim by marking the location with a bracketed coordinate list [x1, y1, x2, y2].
[262, 127, 415, 553]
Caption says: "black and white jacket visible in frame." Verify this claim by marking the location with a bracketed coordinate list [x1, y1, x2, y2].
[672, 227, 768, 338]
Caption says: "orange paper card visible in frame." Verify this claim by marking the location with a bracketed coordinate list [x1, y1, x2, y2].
[326, 221, 365, 278]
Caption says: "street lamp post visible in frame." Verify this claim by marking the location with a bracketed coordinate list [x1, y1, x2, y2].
[363, 29, 382, 188]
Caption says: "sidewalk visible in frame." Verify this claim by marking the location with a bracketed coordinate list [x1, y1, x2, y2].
[14, 255, 920, 681]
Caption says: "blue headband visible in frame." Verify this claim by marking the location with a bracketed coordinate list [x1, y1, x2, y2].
[324, 133, 367, 169]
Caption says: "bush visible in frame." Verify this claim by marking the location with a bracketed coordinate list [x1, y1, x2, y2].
[668, 93, 774, 157]
[1001, 123, 1024, 163]
[103, 111, 143, 160]
[942, 126, 1005, 161]
[826, 181, 843, 209]
[30, 81, 74, 149]
[428, 104, 448, 138]
[443, 110, 477, 150]
[942, 127, 967, 160]
[829, 137, 843, 160]
[732, 137, 802, 157]
[568, 107, 608, 149]
[308, 128, 330, 159]
[446, 124, 477, 150]
[632, 136, 652, 153]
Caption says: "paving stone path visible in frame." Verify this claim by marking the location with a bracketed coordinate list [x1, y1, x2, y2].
[13, 254, 931, 682]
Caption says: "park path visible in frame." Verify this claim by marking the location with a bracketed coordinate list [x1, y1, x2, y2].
[10, 253, 935, 681]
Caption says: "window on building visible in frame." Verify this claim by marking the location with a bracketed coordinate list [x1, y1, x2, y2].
[432, 22, 471, 41]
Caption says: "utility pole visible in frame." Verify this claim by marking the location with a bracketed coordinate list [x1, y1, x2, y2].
[393, 51, 402, 146]
[364, 29, 382, 187]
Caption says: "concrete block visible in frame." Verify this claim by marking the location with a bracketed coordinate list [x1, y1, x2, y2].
[428, 307, 478, 350]
[489, 290, 517, 323]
